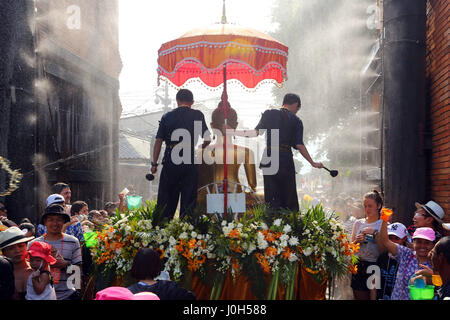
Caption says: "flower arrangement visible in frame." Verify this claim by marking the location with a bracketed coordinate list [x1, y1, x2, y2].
[90, 199, 359, 300]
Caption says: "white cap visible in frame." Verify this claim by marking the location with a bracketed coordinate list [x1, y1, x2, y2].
[46, 194, 65, 207]
[387, 222, 408, 239]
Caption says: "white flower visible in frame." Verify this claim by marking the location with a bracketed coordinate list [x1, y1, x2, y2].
[179, 232, 188, 239]
[303, 247, 312, 256]
[283, 225, 292, 233]
[288, 237, 299, 246]
[280, 234, 289, 242]
[288, 253, 298, 262]
[261, 223, 268, 230]
[273, 218, 282, 227]
[191, 231, 197, 238]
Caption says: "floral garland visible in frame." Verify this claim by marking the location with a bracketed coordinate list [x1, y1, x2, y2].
[0, 156, 23, 197]
[90, 200, 359, 299]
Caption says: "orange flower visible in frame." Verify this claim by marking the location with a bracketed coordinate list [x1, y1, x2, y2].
[305, 267, 319, 275]
[188, 239, 197, 249]
[255, 253, 271, 274]
[197, 255, 206, 264]
[348, 263, 358, 274]
[351, 243, 360, 254]
[231, 244, 243, 253]
[188, 260, 200, 272]
[381, 208, 393, 222]
[281, 247, 293, 260]
[264, 247, 278, 257]
[228, 228, 241, 239]
[156, 248, 165, 259]
[182, 250, 193, 259]
[175, 239, 185, 252]
[263, 230, 276, 242]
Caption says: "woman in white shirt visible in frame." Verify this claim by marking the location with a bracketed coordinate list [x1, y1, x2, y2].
[351, 190, 383, 300]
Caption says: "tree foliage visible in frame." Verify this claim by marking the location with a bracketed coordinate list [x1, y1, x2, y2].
[270, 0, 378, 166]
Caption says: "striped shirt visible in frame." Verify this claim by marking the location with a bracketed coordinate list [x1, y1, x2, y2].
[28, 234, 82, 300]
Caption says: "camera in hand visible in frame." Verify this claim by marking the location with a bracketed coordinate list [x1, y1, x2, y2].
[145, 173, 155, 181]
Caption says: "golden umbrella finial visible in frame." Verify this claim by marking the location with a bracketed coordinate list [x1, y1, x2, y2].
[221, 0, 227, 24]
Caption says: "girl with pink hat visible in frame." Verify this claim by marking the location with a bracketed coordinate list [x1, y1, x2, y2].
[378, 214, 436, 300]
[25, 241, 57, 300]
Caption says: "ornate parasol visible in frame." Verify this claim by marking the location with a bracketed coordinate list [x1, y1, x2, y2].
[157, 1, 288, 213]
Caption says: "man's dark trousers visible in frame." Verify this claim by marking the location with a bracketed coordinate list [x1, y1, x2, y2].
[262, 152, 299, 212]
[157, 162, 198, 219]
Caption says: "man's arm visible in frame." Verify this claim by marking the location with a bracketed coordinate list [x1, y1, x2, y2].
[151, 138, 163, 174]
[296, 144, 323, 168]
[222, 124, 259, 138]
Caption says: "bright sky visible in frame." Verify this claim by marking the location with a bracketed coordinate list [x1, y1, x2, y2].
[118, 0, 279, 126]
[118, 0, 323, 171]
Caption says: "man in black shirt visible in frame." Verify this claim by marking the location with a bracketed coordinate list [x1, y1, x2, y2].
[151, 89, 211, 219]
[230, 93, 323, 212]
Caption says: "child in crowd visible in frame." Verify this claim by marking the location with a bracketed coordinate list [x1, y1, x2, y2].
[378, 217, 435, 300]
[351, 190, 383, 300]
[25, 241, 57, 300]
[375, 222, 408, 300]
[127, 248, 196, 300]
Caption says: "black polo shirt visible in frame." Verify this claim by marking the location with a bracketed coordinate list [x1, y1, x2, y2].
[255, 108, 304, 152]
[156, 107, 210, 164]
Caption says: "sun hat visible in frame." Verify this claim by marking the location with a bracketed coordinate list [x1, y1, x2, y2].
[94, 287, 160, 300]
[412, 227, 436, 242]
[40, 204, 70, 225]
[388, 222, 408, 239]
[0, 226, 35, 250]
[46, 194, 65, 207]
[415, 201, 445, 223]
[28, 241, 57, 265]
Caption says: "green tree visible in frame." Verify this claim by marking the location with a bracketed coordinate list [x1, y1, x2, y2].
[270, 0, 378, 168]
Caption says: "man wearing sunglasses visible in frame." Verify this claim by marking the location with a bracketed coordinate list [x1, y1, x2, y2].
[407, 200, 445, 245]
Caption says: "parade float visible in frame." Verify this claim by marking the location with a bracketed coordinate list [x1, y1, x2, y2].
[88, 199, 359, 300]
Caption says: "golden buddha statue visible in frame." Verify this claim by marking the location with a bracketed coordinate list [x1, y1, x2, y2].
[196, 103, 259, 212]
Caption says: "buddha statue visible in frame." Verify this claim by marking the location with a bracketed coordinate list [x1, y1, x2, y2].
[196, 102, 259, 213]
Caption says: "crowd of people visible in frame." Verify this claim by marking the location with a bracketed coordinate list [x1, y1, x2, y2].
[1, 88, 449, 301]
[327, 190, 450, 300]
[1, 184, 449, 300]
[0, 182, 196, 301]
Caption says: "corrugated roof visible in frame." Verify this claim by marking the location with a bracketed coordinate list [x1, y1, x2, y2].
[119, 131, 151, 160]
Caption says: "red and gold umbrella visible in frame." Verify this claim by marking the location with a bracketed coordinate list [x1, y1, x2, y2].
[157, 8, 288, 212]
[157, 23, 288, 89]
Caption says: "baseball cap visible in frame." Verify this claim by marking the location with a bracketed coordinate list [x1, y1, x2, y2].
[412, 227, 436, 242]
[94, 287, 160, 300]
[46, 194, 65, 207]
[415, 201, 445, 223]
[28, 241, 57, 265]
[387, 222, 408, 239]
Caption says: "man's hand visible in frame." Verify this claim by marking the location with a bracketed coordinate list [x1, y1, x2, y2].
[151, 165, 158, 174]
[311, 161, 324, 169]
